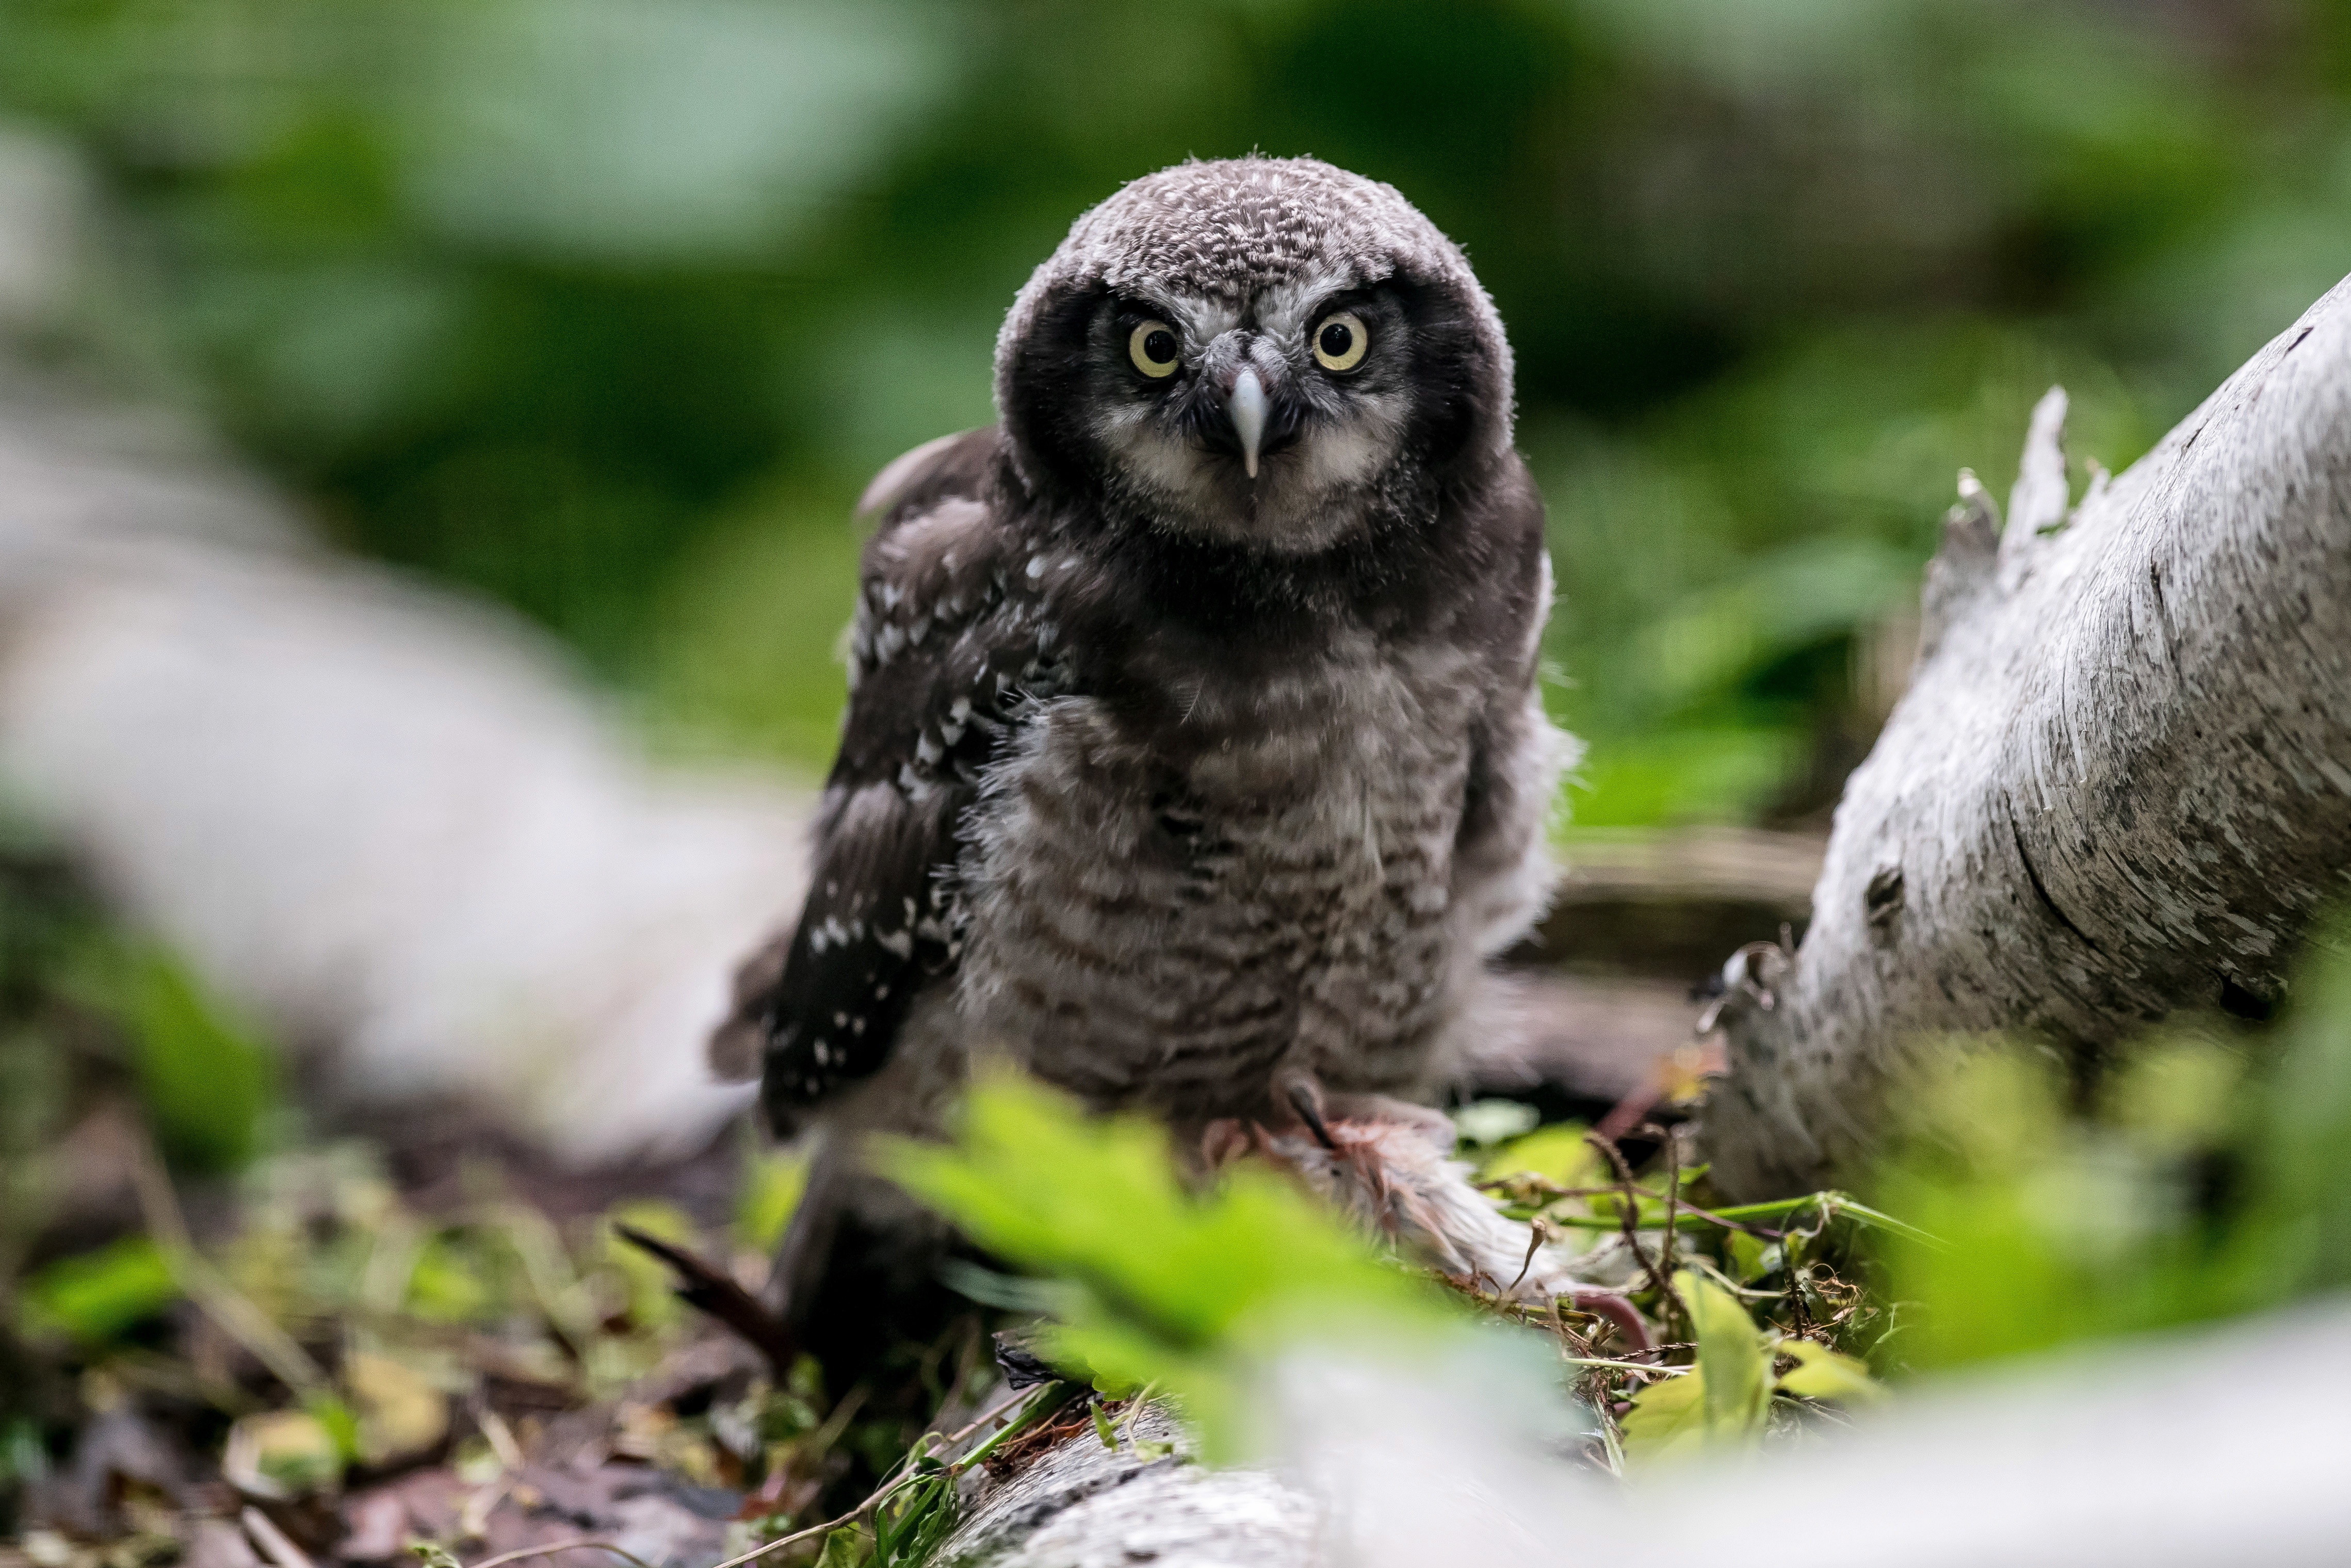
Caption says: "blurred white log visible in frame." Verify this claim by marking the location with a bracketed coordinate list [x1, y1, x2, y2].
[938, 1298, 2351, 1567]
[0, 535, 803, 1163]
[0, 134, 805, 1161]
[1279, 1296, 2351, 1568]
[1703, 273, 2351, 1196]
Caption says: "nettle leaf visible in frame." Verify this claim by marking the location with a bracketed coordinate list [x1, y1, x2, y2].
[1774, 1339, 1884, 1403]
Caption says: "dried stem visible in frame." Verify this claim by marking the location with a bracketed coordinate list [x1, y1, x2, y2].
[1585, 1129, 1673, 1311]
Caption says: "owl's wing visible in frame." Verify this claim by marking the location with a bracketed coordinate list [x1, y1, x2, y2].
[708, 428, 1036, 1129]
[1452, 462, 1575, 956]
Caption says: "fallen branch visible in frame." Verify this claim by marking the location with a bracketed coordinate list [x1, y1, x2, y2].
[1701, 274, 2351, 1196]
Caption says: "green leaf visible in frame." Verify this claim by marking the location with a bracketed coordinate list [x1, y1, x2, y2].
[17, 1235, 181, 1345]
[1773, 1339, 1883, 1403]
[404, 1233, 498, 1324]
[1479, 1125, 1595, 1186]
[1622, 1273, 1779, 1461]
[1726, 1231, 1780, 1283]
[307, 1394, 364, 1465]
[1618, 1370, 1706, 1458]
[1678, 1270, 1771, 1440]
[126, 952, 278, 1173]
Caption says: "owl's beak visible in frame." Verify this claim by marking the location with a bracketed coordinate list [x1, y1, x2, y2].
[1227, 369, 1269, 480]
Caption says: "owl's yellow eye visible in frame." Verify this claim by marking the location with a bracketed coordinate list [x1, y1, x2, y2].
[1129, 321, 1181, 378]
[1311, 311, 1369, 372]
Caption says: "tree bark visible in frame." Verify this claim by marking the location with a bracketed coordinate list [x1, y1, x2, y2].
[1700, 274, 2351, 1197]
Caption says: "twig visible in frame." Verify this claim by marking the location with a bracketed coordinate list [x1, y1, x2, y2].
[931, 1383, 1031, 1453]
[1584, 1130, 1674, 1312]
[952, 1382, 1074, 1470]
[804, 1382, 868, 1460]
[1504, 1218, 1548, 1295]
[1655, 1122, 1681, 1279]
[241, 1507, 315, 1568]
[615, 1223, 799, 1378]
[1543, 1213, 1770, 1235]
[478, 1407, 527, 1472]
[1784, 1217, 1813, 1340]
[1703, 1194, 1941, 1246]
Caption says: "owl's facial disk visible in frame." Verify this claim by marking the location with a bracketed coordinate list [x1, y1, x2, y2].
[1074, 283, 1438, 552]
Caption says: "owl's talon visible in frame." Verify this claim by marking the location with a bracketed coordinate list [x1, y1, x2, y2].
[1283, 1077, 1339, 1152]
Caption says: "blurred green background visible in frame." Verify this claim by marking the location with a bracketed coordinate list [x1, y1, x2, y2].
[2, 0, 2346, 823]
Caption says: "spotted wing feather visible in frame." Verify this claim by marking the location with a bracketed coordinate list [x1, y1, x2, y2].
[710, 429, 1036, 1130]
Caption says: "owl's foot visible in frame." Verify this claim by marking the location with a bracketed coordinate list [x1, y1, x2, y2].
[1192, 1082, 1454, 1173]
[1191, 1099, 1332, 1173]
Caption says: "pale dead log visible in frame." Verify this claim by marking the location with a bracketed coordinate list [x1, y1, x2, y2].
[0, 358, 803, 1164]
[1700, 274, 2351, 1197]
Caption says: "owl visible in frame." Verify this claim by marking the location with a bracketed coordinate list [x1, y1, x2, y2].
[714, 156, 1572, 1368]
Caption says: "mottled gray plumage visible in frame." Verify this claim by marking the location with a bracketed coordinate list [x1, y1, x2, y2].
[714, 156, 1574, 1364]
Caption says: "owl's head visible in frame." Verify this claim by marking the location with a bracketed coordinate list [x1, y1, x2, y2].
[996, 157, 1514, 552]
